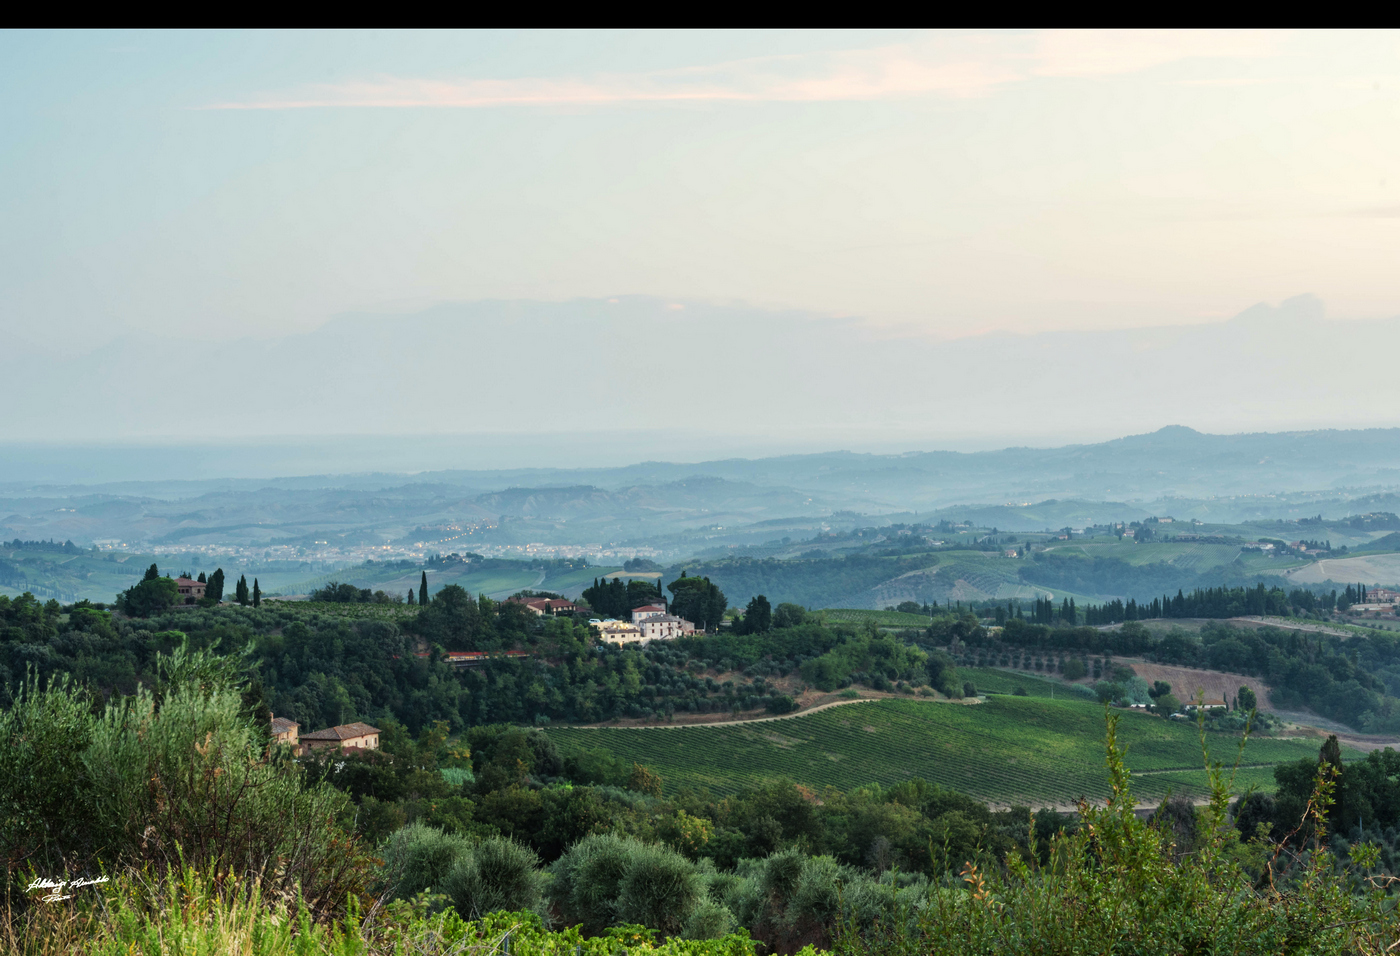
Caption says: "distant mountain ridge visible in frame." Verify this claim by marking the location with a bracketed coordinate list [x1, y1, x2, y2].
[6, 294, 1400, 447]
[4, 425, 1400, 555]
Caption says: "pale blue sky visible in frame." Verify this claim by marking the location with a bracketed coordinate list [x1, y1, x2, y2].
[2, 29, 1398, 353]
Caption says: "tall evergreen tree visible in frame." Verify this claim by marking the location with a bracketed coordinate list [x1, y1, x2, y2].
[143, 563, 159, 582]
[252, 578, 261, 608]
[207, 568, 225, 603]
[407, 588, 416, 606]
[236, 574, 249, 606]
[420, 571, 429, 607]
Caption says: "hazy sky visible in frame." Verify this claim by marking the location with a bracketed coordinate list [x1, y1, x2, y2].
[2, 29, 1398, 352]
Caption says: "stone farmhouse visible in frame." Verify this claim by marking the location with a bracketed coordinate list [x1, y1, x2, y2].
[295, 721, 381, 754]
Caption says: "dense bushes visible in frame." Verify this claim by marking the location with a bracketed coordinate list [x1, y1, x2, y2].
[371, 825, 548, 921]
[0, 642, 371, 918]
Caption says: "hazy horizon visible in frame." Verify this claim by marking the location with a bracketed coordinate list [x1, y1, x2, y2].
[6, 29, 1400, 457]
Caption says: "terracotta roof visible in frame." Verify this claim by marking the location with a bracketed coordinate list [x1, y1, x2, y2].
[301, 721, 381, 741]
[175, 578, 201, 586]
[270, 716, 299, 734]
[634, 604, 666, 612]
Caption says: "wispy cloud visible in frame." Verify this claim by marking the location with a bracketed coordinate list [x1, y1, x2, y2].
[203, 31, 1283, 110]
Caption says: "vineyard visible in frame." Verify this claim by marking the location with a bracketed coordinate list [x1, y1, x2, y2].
[547, 696, 1349, 805]
[960, 666, 1096, 699]
[822, 608, 932, 627]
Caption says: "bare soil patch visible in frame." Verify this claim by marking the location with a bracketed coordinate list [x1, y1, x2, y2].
[1125, 660, 1271, 711]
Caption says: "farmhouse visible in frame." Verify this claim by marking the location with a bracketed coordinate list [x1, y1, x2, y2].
[1183, 699, 1228, 713]
[269, 715, 299, 747]
[594, 620, 645, 645]
[299, 721, 380, 754]
[638, 613, 695, 641]
[506, 596, 582, 616]
[175, 577, 206, 602]
[442, 650, 531, 668]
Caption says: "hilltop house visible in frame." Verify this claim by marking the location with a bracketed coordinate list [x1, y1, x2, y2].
[175, 577, 206, 603]
[299, 721, 380, 754]
[506, 596, 582, 616]
[595, 612, 695, 644]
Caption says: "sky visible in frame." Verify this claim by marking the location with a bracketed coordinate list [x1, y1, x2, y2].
[2, 30, 1399, 451]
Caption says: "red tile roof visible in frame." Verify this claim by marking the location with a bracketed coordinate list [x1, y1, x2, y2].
[270, 716, 299, 735]
[300, 721, 380, 741]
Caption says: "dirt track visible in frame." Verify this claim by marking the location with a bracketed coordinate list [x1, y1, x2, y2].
[566, 693, 983, 730]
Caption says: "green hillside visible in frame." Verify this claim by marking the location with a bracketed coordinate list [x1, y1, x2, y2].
[547, 696, 1346, 805]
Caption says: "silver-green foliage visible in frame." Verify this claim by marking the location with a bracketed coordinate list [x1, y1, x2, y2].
[617, 843, 707, 936]
[0, 642, 360, 914]
[376, 821, 474, 900]
[553, 834, 713, 937]
[441, 835, 545, 920]
[376, 823, 545, 921]
[550, 833, 635, 933]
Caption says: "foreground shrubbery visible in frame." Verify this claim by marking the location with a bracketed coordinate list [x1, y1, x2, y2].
[4, 638, 1400, 953]
[4, 868, 775, 955]
[830, 716, 1400, 955]
[0, 643, 373, 919]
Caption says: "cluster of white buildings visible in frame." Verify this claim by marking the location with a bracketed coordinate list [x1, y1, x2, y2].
[592, 603, 697, 645]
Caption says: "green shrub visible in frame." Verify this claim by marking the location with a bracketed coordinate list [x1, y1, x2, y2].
[375, 822, 473, 900]
[683, 900, 738, 940]
[617, 842, 707, 936]
[551, 832, 637, 933]
[440, 835, 545, 920]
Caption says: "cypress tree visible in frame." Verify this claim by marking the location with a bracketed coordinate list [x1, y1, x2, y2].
[252, 578, 261, 608]
[208, 568, 225, 602]
[407, 588, 416, 606]
[420, 571, 429, 607]
[236, 574, 249, 606]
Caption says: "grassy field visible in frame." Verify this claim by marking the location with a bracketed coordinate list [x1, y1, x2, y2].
[547, 696, 1347, 806]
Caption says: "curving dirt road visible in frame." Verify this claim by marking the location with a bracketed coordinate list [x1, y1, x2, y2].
[566, 694, 983, 730]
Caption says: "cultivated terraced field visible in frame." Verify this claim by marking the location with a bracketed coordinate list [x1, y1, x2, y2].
[548, 696, 1350, 806]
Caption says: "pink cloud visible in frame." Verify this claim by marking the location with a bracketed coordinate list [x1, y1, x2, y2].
[202, 32, 1282, 110]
